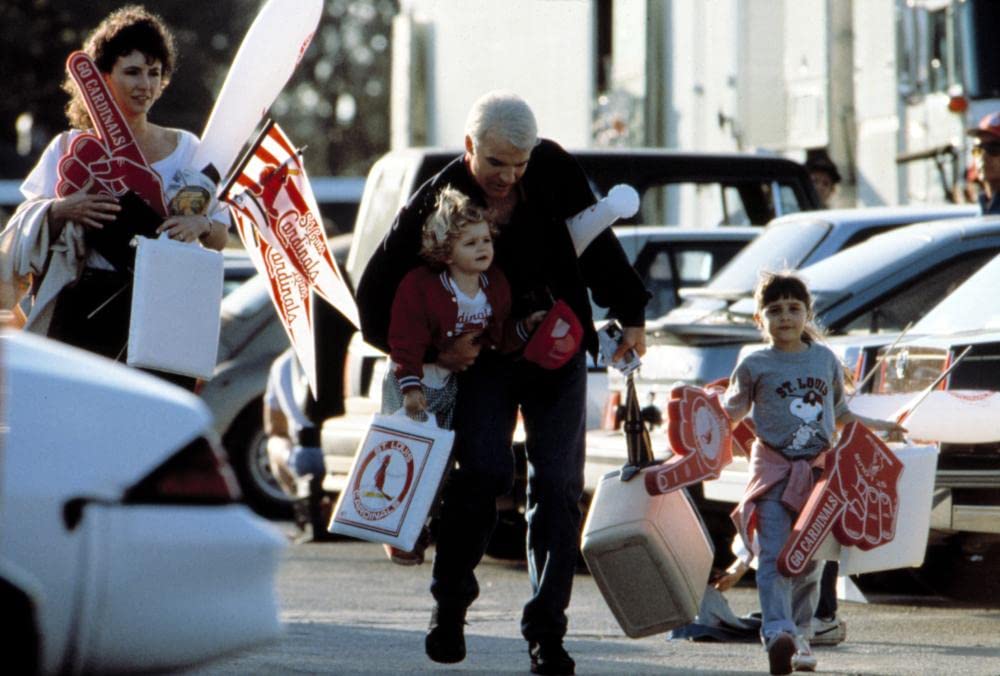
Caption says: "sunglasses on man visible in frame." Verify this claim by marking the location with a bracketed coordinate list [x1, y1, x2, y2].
[973, 142, 1000, 157]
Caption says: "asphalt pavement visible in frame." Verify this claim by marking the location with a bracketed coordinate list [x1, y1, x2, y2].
[183, 524, 1000, 675]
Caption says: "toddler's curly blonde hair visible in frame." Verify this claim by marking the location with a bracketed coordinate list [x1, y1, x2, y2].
[420, 186, 497, 265]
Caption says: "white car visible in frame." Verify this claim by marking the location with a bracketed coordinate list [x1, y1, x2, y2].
[0, 331, 285, 674]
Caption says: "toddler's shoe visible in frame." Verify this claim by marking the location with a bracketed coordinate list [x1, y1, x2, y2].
[811, 614, 847, 645]
[792, 635, 818, 672]
[766, 632, 796, 675]
[383, 543, 424, 565]
[383, 526, 430, 566]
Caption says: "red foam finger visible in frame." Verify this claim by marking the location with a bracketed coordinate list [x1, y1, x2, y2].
[646, 385, 732, 495]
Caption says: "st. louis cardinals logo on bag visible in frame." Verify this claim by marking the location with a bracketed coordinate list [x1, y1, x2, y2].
[644, 385, 733, 495]
[779, 422, 904, 576]
[348, 437, 416, 522]
[329, 412, 454, 551]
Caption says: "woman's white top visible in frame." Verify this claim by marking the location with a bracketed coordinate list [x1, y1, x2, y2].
[20, 128, 203, 269]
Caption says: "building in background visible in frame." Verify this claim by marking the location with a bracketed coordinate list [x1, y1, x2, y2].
[390, 0, 1000, 212]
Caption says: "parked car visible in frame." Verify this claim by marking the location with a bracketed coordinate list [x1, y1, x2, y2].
[1, 330, 284, 674]
[197, 234, 352, 517]
[628, 206, 984, 391]
[661, 204, 979, 326]
[867, 259, 1000, 591]
[222, 248, 257, 296]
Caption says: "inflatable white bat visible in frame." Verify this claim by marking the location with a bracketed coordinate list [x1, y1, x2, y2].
[191, 0, 323, 181]
[567, 184, 640, 256]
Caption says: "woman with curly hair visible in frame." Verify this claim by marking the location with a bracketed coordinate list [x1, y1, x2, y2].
[1, 5, 227, 374]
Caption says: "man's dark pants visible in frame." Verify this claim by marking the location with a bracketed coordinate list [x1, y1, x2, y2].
[430, 350, 587, 642]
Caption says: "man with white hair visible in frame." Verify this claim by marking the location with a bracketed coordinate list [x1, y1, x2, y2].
[357, 91, 648, 675]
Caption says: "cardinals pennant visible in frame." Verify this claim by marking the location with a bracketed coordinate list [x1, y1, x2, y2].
[778, 422, 904, 576]
[644, 385, 733, 495]
[224, 120, 359, 396]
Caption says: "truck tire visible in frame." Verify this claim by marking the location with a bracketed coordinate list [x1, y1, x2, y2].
[223, 399, 295, 519]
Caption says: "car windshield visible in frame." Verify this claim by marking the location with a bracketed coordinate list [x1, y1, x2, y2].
[913, 253, 1000, 333]
[699, 218, 830, 297]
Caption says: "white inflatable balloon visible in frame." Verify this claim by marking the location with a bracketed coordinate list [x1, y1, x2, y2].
[567, 183, 640, 256]
[192, 0, 323, 181]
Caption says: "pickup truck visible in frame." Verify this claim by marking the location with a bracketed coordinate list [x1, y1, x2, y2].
[320, 146, 819, 556]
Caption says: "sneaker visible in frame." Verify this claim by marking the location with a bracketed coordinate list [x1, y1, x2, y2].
[766, 632, 796, 675]
[383, 527, 430, 566]
[425, 605, 466, 664]
[792, 635, 818, 672]
[811, 615, 847, 645]
[528, 639, 575, 675]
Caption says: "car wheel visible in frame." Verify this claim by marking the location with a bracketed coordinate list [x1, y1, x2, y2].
[224, 399, 295, 519]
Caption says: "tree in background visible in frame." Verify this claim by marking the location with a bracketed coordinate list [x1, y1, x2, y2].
[0, 0, 396, 179]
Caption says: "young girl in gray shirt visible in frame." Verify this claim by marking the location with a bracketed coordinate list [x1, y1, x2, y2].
[722, 271, 905, 675]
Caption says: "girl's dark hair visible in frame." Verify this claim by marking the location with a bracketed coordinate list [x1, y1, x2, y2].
[754, 271, 812, 311]
[62, 5, 176, 129]
[754, 270, 823, 344]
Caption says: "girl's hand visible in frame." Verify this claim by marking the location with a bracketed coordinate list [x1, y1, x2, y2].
[883, 419, 908, 443]
[49, 181, 120, 229]
[157, 214, 212, 243]
[403, 389, 427, 419]
[525, 310, 547, 332]
[712, 560, 749, 592]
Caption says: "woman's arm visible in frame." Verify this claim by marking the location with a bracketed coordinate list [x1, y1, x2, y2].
[47, 184, 121, 240]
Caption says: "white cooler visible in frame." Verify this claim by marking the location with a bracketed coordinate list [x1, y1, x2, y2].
[814, 443, 939, 574]
[126, 235, 223, 379]
[582, 468, 713, 638]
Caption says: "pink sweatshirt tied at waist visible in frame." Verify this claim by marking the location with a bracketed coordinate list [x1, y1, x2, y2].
[731, 440, 827, 564]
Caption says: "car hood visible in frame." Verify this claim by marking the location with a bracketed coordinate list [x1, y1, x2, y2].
[647, 321, 763, 346]
[3, 331, 213, 499]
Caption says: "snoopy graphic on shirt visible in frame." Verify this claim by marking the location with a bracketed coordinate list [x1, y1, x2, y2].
[788, 390, 824, 451]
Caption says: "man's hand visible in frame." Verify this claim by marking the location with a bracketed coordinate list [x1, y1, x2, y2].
[613, 325, 646, 362]
[436, 331, 482, 371]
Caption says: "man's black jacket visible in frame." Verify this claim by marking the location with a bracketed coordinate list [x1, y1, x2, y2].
[356, 139, 649, 357]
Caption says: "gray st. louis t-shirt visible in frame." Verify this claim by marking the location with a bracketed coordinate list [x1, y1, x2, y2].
[723, 342, 849, 459]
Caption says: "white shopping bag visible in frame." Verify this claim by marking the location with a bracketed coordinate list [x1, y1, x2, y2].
[328, 411, 455, 551]
[126, 235, 224, 379]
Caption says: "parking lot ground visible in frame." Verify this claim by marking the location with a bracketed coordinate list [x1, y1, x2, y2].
[186, 528, 1000, 675]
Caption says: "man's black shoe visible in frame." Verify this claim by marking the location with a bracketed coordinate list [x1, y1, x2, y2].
[529, 639, 575, 675]
[425, 605, 466, 664]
